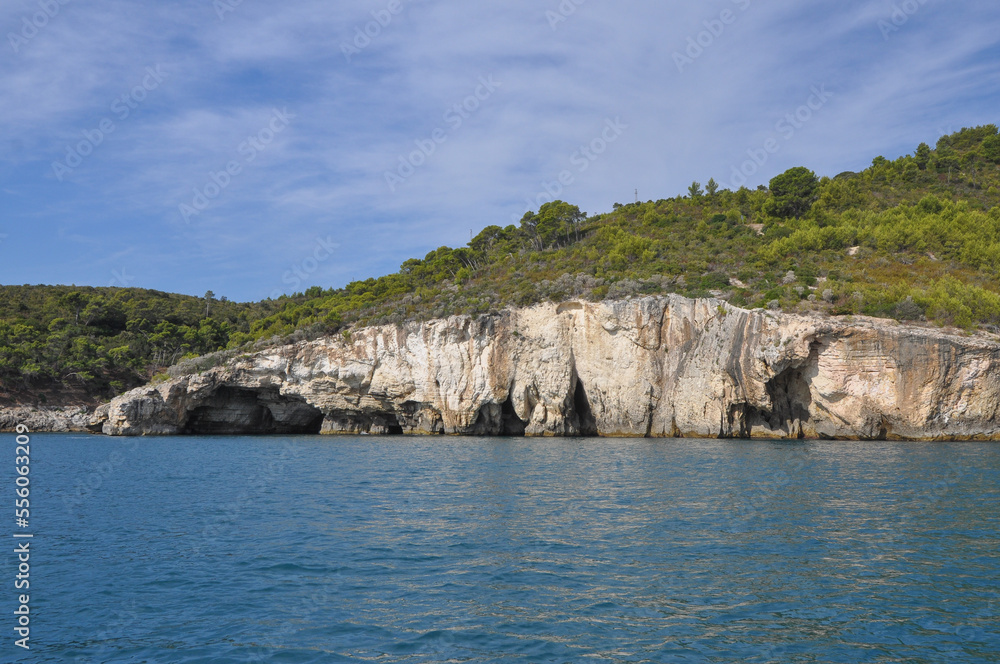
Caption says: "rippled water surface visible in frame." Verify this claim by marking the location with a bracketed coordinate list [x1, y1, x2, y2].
[6, 434, 1000, 662]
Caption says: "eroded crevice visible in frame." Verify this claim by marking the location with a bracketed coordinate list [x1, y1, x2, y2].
[866, 416, 890, 441]
[765, 366, 812, 429]
[747, 342, 821, 438]
[500, 392, 526, 436]
[725, 403, 754, 439]
[396, 400, 439, 434]
[644, 400, 654, 438]
[570, 376, 599, 436]
[471, 405, 491, 435]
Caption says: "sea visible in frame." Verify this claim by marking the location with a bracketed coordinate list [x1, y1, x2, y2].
[4, 433, 999, 663]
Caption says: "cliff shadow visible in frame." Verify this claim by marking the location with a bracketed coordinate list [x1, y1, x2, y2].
[764, 365, 813, 438]
[500, 393, 527, 436]
[570, 376, 599, 437]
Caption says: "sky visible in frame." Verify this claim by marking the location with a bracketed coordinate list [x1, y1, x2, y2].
[1, 0, 999, 302]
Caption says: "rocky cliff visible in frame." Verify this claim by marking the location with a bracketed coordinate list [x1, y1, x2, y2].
[1, 382, 102, 433]
[0, 405, 93, 433]
[91, 296, 1000, 440]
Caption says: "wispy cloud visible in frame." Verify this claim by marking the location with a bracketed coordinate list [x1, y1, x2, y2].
[1, 0, 998, 300]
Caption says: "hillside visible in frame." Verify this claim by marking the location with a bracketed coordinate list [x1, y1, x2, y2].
[238, 125, 1000, 336]
[0, 286, 279, 403]
[3, 125, 1000, 403]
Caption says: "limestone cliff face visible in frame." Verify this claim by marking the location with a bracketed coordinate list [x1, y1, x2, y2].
[93, 296, 1000, 440]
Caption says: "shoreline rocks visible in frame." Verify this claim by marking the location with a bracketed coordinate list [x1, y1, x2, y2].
[0, 405, 95, 433]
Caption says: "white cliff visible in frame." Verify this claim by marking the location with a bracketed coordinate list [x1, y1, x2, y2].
[92, 296, 1000, 440]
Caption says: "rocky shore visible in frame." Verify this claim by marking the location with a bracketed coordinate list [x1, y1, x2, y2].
[77, 295, 1000, 440]
[0, 405, 94, 433]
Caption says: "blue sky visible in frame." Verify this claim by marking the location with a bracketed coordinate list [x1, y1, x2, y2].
[1, 0, 998, 302]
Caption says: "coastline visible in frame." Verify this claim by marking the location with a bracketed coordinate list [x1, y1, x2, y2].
[0, 405, 96, 433]
[89, 296, 1000, 441]
[10, 295, 1000, 441]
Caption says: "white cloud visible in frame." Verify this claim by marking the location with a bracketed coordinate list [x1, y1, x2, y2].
[0, 0, 998, 299]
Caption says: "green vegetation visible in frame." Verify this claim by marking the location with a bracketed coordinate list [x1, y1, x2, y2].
[765, 166, 819, 219]
[0, 287, 282, 399]
[4, 125, 1000, 399]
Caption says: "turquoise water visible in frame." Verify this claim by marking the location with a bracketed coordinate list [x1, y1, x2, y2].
[5, 434, 999, 662]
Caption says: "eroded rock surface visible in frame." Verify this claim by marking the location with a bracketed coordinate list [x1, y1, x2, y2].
[93, 296, 1000, 440]
[0, 406, 94, 433]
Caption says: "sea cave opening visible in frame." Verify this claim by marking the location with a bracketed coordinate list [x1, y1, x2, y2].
[500, 393, 527, 436]
[383, 414, 405, 435]
[572, 377, 599, 437]
[183, 386, 324, 435]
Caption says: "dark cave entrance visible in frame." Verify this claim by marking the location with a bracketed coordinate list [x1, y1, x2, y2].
[571, 377, 599, 437]
[500, 393, 527, 436]
[384, 414, 405, 435]
[763, 365, 813, 439]
[183, 386, 324, 435]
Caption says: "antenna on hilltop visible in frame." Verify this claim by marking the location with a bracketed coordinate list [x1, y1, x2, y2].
[635, 189, 638, 204]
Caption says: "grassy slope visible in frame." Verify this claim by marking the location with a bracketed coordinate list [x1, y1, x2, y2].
[3, 125, 1000, 402]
